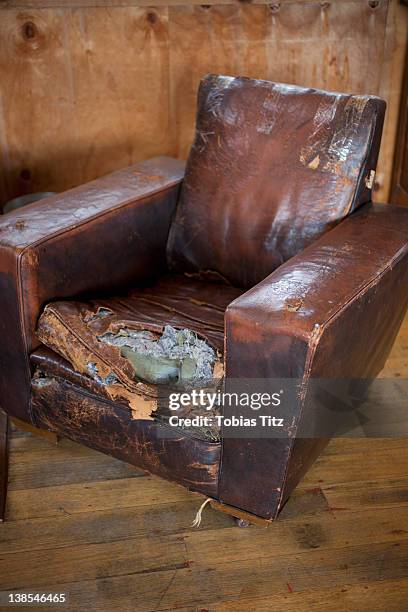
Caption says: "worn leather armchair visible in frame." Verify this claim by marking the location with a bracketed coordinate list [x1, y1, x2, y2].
[1, 75, 407, 524]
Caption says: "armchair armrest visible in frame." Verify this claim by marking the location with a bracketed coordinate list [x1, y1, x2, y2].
[219, 203, 408, 519]
[0, 156, 184, 421]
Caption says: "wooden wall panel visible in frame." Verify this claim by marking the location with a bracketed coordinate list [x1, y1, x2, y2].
[378, 0, 408, 203]
[0, 0, 406, 208]
[390, 44, 408, 204]
[0, 10, 85, 204]
[168, 5, 272, 159]
[0, 7, 170, 203]
[169, 2, 391, 162]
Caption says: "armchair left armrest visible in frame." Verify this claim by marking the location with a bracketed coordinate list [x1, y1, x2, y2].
[0, 156, 184, 422]
[220, 203, 408, 520]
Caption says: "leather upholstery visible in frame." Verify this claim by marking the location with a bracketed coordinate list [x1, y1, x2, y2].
[220, 203, 408, 518]
[32, 203, 408, 519]
[0, 156, 184, 421]
[168, 75, 386, 287]
[35, 274, 242, 412]
[30, 367, 220, 497]
[0, 76, 407, 523]
[31, 347, 223, 441]
[31, 347, 129, 406]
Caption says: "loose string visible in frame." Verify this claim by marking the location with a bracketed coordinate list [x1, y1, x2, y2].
[191, 498, 212, 528]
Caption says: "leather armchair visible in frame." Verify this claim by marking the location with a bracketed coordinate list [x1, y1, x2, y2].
[1, 75, 407, 525]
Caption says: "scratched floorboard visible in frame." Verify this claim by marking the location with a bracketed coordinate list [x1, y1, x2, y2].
[0, 315, 407, 611]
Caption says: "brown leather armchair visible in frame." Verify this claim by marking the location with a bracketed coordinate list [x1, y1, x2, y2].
[1, 75, 407, 525]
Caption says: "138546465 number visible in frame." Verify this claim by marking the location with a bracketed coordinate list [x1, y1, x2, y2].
[6, 592, 67, 605]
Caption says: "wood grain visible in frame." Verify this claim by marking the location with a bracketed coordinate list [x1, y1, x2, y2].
[378, 0, 408, 204]
[0, 0, 392, 6]
[10, 416, 58, 443]
[214, 579, 408, 612]
[0, 0, 405, 209]
[0, 313, 407, 609]
[0, 6, 171, 204]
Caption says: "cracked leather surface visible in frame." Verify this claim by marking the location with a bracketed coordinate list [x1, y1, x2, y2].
[220, 203, 408, 518]
[0, 156, 184, 421]
[1, 76, 407, 521]
[31, 372, 220, 496]
[36, 274, 241, 396]
[168, 75, 386, 288]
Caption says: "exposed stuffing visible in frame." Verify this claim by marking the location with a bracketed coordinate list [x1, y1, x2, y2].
[98, 325, 216, 386]
[32, 372, 50, 388]
[84, 307, 114, 324]
[93, 307, 113, 318]
[87, 362, 119, 386]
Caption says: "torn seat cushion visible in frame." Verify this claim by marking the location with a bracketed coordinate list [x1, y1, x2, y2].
[35, 274, 242, 420]
[30, 347, 221, 493]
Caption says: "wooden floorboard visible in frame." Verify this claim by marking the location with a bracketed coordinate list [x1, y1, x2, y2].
[0, 314, 407, 611]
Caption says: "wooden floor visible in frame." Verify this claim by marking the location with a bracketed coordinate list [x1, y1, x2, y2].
[0, 316, 407, 611]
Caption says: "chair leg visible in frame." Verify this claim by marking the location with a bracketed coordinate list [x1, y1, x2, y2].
[0, 411, 9, 523]
[209, 499, 271, 527]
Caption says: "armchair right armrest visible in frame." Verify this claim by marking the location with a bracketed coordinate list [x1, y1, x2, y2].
[220, 203, 408, 520]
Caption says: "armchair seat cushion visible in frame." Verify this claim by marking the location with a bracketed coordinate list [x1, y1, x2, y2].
[35, 274, 242, 434]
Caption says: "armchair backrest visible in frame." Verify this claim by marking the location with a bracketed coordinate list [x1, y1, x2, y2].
[167, 74, 386, 288]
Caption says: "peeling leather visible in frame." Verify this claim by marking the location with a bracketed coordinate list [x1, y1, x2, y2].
[167, 75, 386, 288]
[31, 348, 222, 441]
[36, 274, 240, 421]
[220, 203, 408, 519]
[30, 372, 220, 496]
[1, 77, 407, 522]
[0, 156, 185, 422]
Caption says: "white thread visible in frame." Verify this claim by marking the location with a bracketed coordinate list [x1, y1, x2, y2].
[191, 498, 212, 528]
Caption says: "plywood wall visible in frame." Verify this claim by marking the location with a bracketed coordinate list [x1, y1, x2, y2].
[0, 0, 406, 209]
